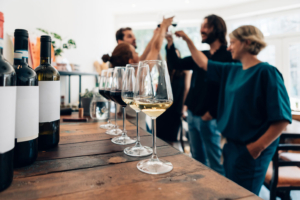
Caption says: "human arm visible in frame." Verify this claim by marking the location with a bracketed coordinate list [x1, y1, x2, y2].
[175, 31, 208, 71]
[247, 67, 292, 159]
[182, 70, 192, 116]
[247, 121, 289, 159]
[146, 17, 173, 60]
[165, 36, 195, 70]
[139, 28, 159, 61]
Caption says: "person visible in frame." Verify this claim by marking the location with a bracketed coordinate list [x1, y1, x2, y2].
[102, 42, 139, 67]
[175, 25, 292, 195]
[165, 14, 236, 175]
[156, 49, 192, 142]
[115, 27, 159, 61]
[104, 16, 172, 66]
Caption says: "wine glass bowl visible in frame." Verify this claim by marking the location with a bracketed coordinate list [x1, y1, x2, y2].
[122, 64, 153, 157]
[104, 68, 122, 135]
[111, 67, 136, 145]
[99, 70, 116, 129]
[134, 60, 173, 174]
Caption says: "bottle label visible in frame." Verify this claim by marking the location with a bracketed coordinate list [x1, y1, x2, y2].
[16, 86, 39, 142]
[0, 38, 3, 49]
[14, 50, 28, 60]
[0, 87, 16, 153]
[39, 81, 60, 123]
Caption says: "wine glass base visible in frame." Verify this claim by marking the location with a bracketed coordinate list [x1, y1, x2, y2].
[100, 123, 116, 129]
[124, 145, 153, 157]
[137, 158, 173, 175]
[106, 129, 122, 136]
[111, 135, 136, 145]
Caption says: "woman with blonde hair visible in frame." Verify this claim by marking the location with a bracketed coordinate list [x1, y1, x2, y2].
[175, 25, 292, 194]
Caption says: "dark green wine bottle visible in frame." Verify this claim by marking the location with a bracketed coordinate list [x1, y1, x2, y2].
[35, 35, 60, 150]
[0, 11, 16, 192]
[13, 29, 38, 168]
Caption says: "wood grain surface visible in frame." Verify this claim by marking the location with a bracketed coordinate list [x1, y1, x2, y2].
[0, 119, 262, 200]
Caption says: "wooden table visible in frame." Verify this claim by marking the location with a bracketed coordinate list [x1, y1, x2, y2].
[0, 120, 261, 200]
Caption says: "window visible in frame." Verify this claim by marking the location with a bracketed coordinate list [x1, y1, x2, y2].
[231, 12, 300, 36]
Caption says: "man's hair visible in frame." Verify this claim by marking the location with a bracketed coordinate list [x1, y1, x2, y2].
[115, 27, 132, 42]
[204, 14, 227, 45]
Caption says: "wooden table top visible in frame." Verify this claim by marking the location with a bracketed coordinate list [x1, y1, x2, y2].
[0, 120, 261, 200]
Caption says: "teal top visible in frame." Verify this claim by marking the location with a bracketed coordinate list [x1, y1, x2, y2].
[207, 60, 292, 144]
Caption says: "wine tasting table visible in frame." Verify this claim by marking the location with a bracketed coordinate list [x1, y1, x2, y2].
[0, 120, 262, 200]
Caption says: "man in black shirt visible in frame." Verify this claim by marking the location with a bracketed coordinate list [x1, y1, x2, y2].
[166, 15, 236, 175]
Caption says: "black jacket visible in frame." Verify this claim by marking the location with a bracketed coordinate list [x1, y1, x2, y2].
[166, 43, 237, 118]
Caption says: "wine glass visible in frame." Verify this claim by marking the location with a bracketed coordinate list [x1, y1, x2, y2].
[110, 67, 136, 145]
[105, 68, 122, 136]
[99, 70, 116, 129]
[157, 11, 177, 35]
[122, 64, 153, 157]
[134, 60, 173, 174]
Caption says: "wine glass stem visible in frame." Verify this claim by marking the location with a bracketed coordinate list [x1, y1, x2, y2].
[151, 119, 158, 160]
[122, 107, 126, 137]
[107, 101, 111, 124]
[114, 103, 117, 127]
[136, 112, 140, 143]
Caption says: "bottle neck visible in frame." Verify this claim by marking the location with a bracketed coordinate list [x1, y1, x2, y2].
[40, 57, 51, 65]
[14, 36, 28, 65]
[40, 40, 51, 65]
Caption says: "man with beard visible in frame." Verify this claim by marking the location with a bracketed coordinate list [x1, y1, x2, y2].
[166, 14, 236, 175]
[116, 27, 157, 61]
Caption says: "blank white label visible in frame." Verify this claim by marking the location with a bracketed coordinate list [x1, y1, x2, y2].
[39, 81, 60, 123]
[0, 87, 16, 153]
[16, 86, 39, 142]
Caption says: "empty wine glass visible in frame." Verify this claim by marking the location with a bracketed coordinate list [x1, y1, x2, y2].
[99, 70, 116, 129]
[105, 68, 122, 136]
[122, 64, 153, 157]
[110, 67, 136, 145]
[134, 60, 173, 174]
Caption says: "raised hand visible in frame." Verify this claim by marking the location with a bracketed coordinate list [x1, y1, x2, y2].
[160, 16, 174, 29]
[175, 30, 189, 41]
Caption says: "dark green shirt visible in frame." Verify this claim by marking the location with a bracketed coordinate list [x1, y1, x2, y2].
[207, 60, 292, 144]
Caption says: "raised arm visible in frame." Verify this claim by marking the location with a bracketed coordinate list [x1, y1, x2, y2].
[175, 31, 208, 71]
[165, 35, 195, 70]
[139, 28, 159, 61]
[146, 17, 173, 61]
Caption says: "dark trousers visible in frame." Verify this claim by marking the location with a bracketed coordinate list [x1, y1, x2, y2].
[223, 138, 279, 195]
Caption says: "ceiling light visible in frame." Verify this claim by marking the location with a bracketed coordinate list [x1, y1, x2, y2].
[132, 3, 136, 8]
[185, 0, 190, 3]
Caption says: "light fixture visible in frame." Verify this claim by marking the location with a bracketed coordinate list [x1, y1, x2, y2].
[132, 3, 136, 8]
[185, 0, 190, 3]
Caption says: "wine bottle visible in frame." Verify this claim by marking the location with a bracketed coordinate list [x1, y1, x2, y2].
[35, 35, 60, 150]
[13, 29, 39, 168]
[0, 11, 16, 192]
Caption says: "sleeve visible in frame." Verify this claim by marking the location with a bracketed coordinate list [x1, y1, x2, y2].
[166, 44, 195, 70]
[264, 67, 292, 124]
[207, 60, 233, 83]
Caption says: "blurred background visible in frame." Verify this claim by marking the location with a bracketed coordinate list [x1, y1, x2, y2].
[0, 0, 300, 110]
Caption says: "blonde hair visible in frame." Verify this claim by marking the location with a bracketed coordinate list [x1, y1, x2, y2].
[229, 25, 267, 55]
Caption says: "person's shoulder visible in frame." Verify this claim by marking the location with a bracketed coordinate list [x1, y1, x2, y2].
[258, 62, 284, 79]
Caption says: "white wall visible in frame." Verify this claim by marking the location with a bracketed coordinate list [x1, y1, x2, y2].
[115, 0, 300, 29]
[0, 0, 116, 105]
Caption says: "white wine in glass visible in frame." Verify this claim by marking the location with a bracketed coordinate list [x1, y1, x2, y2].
[134, 60, 173, 174]
[122, 64, 153, 157]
